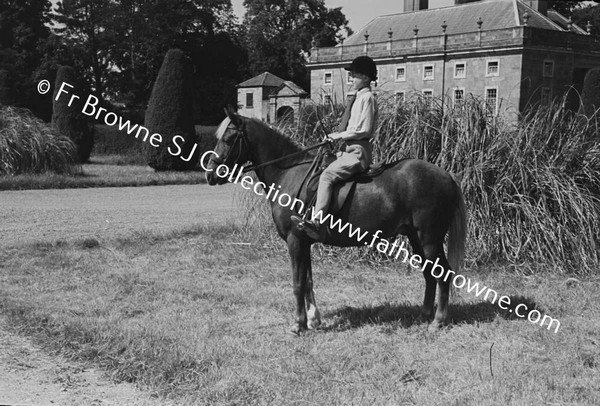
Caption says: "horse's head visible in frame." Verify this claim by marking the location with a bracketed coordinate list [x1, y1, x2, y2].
[206, 106, 253, 185]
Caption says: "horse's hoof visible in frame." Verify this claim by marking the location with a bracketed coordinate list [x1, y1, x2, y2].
[289, 323, 307, 336]
[307, 306, 321, 330]
[307, 318, 321, 330]
[421, 310, 434, 322]
[428, 320, 444, 332]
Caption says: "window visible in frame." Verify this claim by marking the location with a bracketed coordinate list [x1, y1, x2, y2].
[423, 64, 434, 80]
[395, 66, 406, 81]
[246, 92, 253, 109]
[541, 87, 551, 105]
[324, 72, 332, 85]
[423, 89, 433, 98]
[543, 60, 554, 78]
[324, 94, 332, 104]
[454, 88, 465, 106]
[486, 60, 499, 77]
[485, 87, 498, 115]
[395, 91, 405, 104]
[454, 62, 466, 79]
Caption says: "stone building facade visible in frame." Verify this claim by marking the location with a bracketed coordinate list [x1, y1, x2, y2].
[237, 72, 308, 124]
[307, 0, 600, 117]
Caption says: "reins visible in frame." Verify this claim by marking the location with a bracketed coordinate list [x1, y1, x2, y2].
[242, 139, 332, 174]
[243, 106, 334, 174]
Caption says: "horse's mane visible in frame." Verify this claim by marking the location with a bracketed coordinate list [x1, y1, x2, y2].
[217, 115, 312, 165]
[245, 117, 303, 156]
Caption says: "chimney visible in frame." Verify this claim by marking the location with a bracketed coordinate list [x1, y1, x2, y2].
[525, 0, 550, 16]
[404, 0, 418, 12]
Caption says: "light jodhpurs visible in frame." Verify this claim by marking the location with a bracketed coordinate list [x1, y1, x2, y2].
[313, 151, 366, 216]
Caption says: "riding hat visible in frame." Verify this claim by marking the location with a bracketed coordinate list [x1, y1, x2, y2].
[344, 56, 377, 82]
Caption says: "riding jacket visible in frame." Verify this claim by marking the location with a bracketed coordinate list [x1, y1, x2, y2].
[337, 87, 378, 170]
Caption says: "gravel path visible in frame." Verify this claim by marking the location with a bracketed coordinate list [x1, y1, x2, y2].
[0, 184, 238, 247]
[0, 317, 169, 406]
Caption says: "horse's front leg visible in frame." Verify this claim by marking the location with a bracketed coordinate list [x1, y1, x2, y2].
[287, 234, 313, 335]
[305, 267, 321, 330]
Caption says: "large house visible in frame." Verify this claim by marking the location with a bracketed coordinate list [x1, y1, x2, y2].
[307, 0, 600, 117]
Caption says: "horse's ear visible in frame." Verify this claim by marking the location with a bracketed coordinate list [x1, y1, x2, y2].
[224, 105, 243, 127]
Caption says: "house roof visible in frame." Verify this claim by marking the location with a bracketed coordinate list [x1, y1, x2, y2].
[277, 81, 308, 96]
[238, 72, 286, 88]
[342, 0, 578, 47]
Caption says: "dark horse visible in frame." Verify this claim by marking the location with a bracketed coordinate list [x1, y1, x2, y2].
[206, 107, 467, 334]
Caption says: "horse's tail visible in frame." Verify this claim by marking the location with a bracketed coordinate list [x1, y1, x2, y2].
[448, 181, 467, 273]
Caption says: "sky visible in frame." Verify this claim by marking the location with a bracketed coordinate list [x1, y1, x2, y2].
[230, 0, 402, 33]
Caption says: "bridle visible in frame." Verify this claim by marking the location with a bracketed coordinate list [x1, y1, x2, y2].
[210, 120, 250, 167]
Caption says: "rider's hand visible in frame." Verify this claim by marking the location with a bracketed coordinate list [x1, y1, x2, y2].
[327, 132, 341, 141]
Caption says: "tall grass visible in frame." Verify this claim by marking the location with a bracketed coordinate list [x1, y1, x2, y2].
[0, 106, 79, 175]
[238, 92, 600, 274]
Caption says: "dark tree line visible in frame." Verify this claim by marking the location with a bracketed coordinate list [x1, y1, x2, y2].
[0, 0, 350, 124]
[0, 0, 55, 120]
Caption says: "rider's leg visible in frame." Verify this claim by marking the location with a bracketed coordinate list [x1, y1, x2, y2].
[304, 152, 364, 228]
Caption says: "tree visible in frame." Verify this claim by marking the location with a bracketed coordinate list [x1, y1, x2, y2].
[0, 0, 53, 117]
[143, 49, 197, 171]
[107, 0, 244, 123]
[53, 0, 117, 104]
[192, 32, 247, 124]
[0, 70, 16, 106]
[242, 0, 351, 90]
[52, 0, 243, 123]
[572, 2, 600, 37]
[52, 65, 94, 162]
[550, 1, 580, 18]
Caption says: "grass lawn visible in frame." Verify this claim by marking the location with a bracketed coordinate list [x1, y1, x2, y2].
[1, 222, 598, 405]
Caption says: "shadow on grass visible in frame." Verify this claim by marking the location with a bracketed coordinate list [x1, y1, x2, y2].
[322, 297, 539, 332]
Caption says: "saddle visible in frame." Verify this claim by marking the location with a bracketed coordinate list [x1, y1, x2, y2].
[297, 149, 388, 217]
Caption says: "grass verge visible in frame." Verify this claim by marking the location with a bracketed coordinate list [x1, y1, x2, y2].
[0, 156, 206, 190]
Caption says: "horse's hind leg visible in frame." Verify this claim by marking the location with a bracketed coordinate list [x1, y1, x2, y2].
[408, 233, 436, 321]
[287, 234, 312, 335]
[432, 251, 452, 330]
[305, 267, 321, 330]
[422, 242, 452, 330]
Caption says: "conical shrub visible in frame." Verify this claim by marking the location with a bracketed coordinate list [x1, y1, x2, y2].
[143, 49, 197, 171]
[51, 66, 94, 163]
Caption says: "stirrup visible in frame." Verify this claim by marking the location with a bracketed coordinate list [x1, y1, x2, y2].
[290, 215, 322, 241]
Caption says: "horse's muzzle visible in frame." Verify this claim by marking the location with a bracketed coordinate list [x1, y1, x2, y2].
[205, 170, 228, 186]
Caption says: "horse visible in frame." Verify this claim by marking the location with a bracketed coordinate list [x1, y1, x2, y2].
[205, 106, 467, 335]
